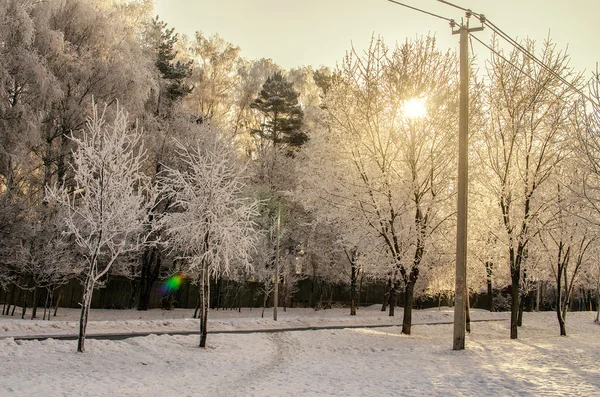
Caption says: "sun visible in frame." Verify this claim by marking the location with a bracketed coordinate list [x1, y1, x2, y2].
[402, 97, 427, 119]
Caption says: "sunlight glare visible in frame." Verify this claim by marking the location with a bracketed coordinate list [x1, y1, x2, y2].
[402, 98, 427, 119]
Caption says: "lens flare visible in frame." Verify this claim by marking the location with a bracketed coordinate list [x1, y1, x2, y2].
[161, 274, 184, 294]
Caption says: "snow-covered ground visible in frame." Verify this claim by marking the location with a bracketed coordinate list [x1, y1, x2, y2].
[1, 306, 599, 396]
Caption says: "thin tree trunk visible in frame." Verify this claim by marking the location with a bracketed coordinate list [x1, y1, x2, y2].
[595, 282, 599, 323]
[54, 288, 63, 317]
[381, 275, 391, 312]
[486, 262, 494, 312]
[261, 280, 270, 318]
[4, 284, 15, 315]
[137, 247, 161, 311]
[21, 288, 29, 319]
[12, 288, 22, 316]
[517, 294, 525, 327]
[402, 277, 416, 335]
[357, 269, 364, 311]
[283, 267, 288, 313]
[5, 284, 17, 315]
[31, 287, 39, 319]
[43, 288, 50, 321]
[199, 264, 210, 348]
[535, 280, 541, 312]
[556, 270, 566, 336]
[510, 263, 520, 339]
[388, 282, 396, 317]
[78, 272, 96, 353]
[350, 258, 357, 316]
[465, 287, 471, 333]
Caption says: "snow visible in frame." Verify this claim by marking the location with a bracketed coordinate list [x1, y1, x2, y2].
[2, 306, 599, 396]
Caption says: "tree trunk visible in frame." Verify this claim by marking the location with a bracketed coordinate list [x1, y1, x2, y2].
[517, 294, 525, 327]
[5, 284, 17, 315]
[43, 288, 51, 321]
[194, 287, 201, 319]
[402, 277, 416, 335]
[350, 258, 357, 316]
[12, 288, 21, 316]
[595, 282, 599, 322]
[199, 265, 210, 348]
[388, 282, 396, 317]
[77, 273, 96, 353]
[557, 301, 566, 336]
[465, 288, 471, 333]
[21, 288, 29, 319]
[556, 270, 566, 336]
[510, 263, 520, 339]
[31, 287, 39, 319]
[283, 268, 288, 313]
[54, 288, 63, 317]
[137, 247, 161, 311]
[381, 275, 391, 312]
[535, 280, 541, 312]
[486, 261, 494, 312]
[358, 270, 364, 310]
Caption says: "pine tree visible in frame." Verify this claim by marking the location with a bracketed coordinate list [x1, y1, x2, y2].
[250, 72, 307, 149]
[152, 17, 192, 105]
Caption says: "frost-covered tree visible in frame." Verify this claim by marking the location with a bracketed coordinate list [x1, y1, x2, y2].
[161, 129, 259, 348]
[184, 32, 241, 124]
[481, 37, 582, 339]
[46, 103, 153, 352]
[534, 164, 597, 335]
[303, 36, 458, 334]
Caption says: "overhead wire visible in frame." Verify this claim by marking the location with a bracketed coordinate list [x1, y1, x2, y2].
[482, 20, 596, 104]
[435, 0, 480, 18]
[469, 33, 572, 106]
[433, 0, 599, 107]
[387, 0, 452, 22]
[386, 0, 598, 108]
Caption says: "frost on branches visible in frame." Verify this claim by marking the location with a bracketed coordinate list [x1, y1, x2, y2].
[160, 129, 259, 348]
[46, 103, 154, 353]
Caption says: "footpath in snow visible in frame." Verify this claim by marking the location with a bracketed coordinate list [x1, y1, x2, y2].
[0, 305, 507, 339]
[2, 306, 600, 396]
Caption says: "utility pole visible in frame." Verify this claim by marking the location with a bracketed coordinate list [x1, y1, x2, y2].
[274, 199, 281, 321]
[452, 12, 483, 351]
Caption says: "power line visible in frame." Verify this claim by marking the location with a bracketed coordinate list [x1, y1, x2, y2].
[435, 0, 481, 18]
[469, 33, 573, 106]
[434, 0, 599, 108]
[387, 0, 452, 22]
[482, 20, 596, 105]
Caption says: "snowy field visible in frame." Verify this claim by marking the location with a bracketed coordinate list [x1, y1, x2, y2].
[1, 306, 599, 396]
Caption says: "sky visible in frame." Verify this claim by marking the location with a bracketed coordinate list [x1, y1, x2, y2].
[154, 0, 599, 76]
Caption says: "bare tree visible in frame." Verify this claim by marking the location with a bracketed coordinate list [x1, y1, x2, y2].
[480, 37, 581, 339]
[303, 36, 458, 334]
[161, 128, 259, 348]
[46, 103, 153, 352]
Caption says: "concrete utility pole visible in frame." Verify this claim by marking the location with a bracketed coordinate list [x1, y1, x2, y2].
[274, 199, 281, 321]
[452, 12, 483, 351]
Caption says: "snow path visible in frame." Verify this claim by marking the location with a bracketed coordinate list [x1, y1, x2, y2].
[0, 306, 507, 338]
[2, 308, 600, 396]
[211, 332, 298, 396]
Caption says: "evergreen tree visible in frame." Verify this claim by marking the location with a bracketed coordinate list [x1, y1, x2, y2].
[152, 17, 193, 106]
[250, 72, 307, 149]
